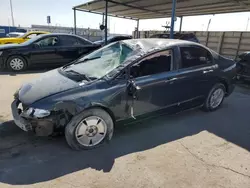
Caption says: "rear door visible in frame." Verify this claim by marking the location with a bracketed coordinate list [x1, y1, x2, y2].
[174, 45, 219, 108]
[57, 35, 96, 65]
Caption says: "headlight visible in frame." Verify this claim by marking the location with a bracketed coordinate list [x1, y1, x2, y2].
[23, 108, 50, 118]
[0, 51, 3, 56]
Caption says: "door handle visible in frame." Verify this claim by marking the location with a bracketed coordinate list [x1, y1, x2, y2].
[165, 77, 177, 83]
[203, 70, 213, 74]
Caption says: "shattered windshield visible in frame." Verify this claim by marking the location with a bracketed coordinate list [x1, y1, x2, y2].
[63, 42, 135, 79]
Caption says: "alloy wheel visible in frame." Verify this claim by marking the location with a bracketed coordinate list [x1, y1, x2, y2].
[9, 58, 24, 70]
[75, 116, 107, 147]
[210, 88, 224, 109]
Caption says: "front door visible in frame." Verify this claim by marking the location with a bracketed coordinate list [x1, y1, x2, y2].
[128, 49, 181, 117]
[29, 36, 61, 65]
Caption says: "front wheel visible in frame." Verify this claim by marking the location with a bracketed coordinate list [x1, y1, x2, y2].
[7, 56, 27, 71]
[202, 83, 226, 112]
[65, 108, 114, 150]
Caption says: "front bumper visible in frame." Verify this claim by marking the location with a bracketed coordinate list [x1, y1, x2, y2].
[11, 100, 32, 132]
[11, 99, 56, 136]
[237, 73, 250, 80]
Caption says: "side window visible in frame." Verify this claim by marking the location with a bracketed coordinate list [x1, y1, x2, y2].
[34, 37, 59, 47]
[131, 50, 172, 78]
[180, 46, 212, 68]
[60, 36, 77, 46]
[78, 38, 91, 45]
[59, 36, 90, 46]
[26, 34, 38, 39]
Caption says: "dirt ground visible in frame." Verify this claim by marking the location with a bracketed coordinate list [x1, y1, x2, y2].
[0, 70, 250, 188]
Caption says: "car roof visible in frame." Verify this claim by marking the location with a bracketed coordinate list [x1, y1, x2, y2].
[37, 33, 93, 43]
[8, 32, 25, 34]
[123, 38, 200, 52]
[27, 31, 50, 34]
[40, 33, 79, 37]
[112, 35, 132, 38]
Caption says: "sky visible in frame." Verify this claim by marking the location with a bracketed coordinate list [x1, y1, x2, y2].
[1, 0, 250, 34]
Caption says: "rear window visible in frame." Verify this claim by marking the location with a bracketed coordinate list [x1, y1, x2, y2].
[60, 36, 91, 46]
[180, 46, 213, 68]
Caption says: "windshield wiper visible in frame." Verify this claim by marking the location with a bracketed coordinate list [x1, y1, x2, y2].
[74, 56, 101, 65]
[64, 70, 91, 81]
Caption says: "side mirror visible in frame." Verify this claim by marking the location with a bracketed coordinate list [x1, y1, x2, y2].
[127, 80, 141, 99]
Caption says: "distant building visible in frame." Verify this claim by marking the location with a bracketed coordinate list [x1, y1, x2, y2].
[0, 26, 27, 37]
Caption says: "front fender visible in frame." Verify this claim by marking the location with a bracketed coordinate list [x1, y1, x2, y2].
[53, 100, 111, 116]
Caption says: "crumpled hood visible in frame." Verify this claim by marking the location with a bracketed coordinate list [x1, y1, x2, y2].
[18, 69, 79, 105]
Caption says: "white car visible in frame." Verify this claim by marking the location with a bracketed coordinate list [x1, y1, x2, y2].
[6, 32, 25, 38]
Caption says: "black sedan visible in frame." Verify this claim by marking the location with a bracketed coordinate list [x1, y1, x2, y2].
[0, 33, 100, 71]
[11, 39, 236, 150]
[236, 51, 250, 81]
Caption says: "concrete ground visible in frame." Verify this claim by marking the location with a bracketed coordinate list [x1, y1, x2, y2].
[0, 70, 250, 188]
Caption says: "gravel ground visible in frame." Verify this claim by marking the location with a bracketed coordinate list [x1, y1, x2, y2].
[0, 70, 250, 188]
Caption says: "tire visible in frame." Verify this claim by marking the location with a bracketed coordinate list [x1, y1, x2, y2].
[65, 108, 114, 150]
[202, 83, 226, 112]
[7, 56, 27, 71]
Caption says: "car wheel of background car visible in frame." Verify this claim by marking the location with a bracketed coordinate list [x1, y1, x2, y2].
[65, 108, 114, 150]
[202, 83, 226, 112]
[7, 56, 27, 71]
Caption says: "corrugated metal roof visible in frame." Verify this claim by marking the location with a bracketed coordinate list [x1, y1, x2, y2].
[74, 0, 250, 20]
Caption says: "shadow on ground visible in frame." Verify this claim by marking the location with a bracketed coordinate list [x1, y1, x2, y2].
[0, 91, 250, 185]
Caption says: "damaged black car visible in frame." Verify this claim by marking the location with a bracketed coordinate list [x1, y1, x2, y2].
[236, 51, 250, 81]
[12, 39, 236, 150]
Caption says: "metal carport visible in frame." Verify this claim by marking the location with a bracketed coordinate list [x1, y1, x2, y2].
[73, 0, 250, 44]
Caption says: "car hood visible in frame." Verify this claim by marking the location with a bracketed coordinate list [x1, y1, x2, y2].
[0, 43, 22, 50]
[0, 37, 21, 42]
[18, 69, 80, 105]
[0, 37, 18, 40]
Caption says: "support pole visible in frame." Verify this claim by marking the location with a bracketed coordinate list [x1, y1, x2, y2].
[9, 0, 15, 26]
[105, 0, 108, 45]
[170, 0, 177, 39]
[102, 13, 105, 25]
[74, 8, 76, 34]
[137, 19, 140, 38]
[235, 32, 243, 60]
[179, 16, 183, 33]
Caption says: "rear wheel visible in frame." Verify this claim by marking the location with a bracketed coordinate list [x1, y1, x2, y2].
[7, 56, 27, 71]
[65, 108, 114, 150]
[203, 83, 226, 112]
